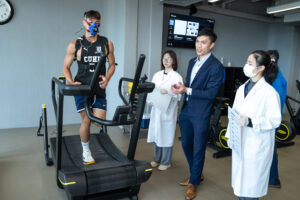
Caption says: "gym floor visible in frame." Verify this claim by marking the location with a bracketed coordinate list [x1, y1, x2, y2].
[0, 122, 299, 200]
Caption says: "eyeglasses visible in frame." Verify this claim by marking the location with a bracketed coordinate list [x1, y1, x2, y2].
[163, 57, 173, 62]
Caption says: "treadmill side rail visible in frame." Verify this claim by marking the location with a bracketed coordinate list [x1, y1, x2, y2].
[56, 92, 64, 189]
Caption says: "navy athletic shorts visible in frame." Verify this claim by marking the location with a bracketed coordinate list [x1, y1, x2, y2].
[74, 95, 107, 112]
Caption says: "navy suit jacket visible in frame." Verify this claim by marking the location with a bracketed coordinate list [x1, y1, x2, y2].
[181, 54, 224, 118]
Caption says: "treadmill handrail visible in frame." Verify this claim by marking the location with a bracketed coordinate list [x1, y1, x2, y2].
[51, 55, 136, 126]
[84, 108, 126, 126]
[85, 55, 147, 126]
[52, 77, 91, 96]
[51, 77, 91, 121]
[84, 55, 136, 126]
[129, 55, 145, 104]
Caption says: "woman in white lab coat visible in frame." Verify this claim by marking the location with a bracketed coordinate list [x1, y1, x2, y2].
[147, 50, 183, 171]
[225, 50, 281, 200]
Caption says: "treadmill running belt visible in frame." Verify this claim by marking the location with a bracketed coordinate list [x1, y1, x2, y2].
[51, 134, 131, 172]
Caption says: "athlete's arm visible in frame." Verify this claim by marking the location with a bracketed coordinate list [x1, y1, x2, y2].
[99, 40, 115, 88]
[63, 41, 81, 85]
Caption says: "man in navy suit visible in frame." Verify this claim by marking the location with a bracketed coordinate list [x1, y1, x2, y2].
[172, 28, 224, 200]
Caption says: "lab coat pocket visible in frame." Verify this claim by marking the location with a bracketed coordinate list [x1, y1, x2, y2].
[245, 135, 266, 162]
[161, 110, 172, 120]
[161, 98, 177, 121]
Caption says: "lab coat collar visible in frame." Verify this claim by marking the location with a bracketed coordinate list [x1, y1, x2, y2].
[161, 68, 174, 76]
[242, 77, 267, 101]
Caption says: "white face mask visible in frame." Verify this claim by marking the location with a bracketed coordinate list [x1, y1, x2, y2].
[243, 64, 256, 78]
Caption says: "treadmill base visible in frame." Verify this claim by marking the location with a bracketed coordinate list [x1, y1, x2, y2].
[66, 185, 140, 200]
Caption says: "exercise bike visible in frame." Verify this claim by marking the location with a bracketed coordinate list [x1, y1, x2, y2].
[276, 80, 300, 147]
[207, 97, 231, 159]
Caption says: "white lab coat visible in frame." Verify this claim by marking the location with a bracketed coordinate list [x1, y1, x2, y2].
[225, 77, 281, 198]
[147, 69, 183, 147]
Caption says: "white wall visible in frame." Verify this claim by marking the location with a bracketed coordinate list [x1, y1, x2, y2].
[267, 24, 296, 93]
[286, 26, 300, 109]
[0, 0, 164, 129]
[0, 0, 126, 129]
[137, 0, 163, 79]
[123, 0, 139, 78]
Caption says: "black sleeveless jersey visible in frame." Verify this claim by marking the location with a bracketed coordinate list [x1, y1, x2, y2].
[74, 35, 109, 97]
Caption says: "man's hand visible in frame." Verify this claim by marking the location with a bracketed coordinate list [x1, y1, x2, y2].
[99, 75, 108, 89]
[160, 89, 168, 94]
[70, 81, 82, 85]
[171, 82, 186, 94]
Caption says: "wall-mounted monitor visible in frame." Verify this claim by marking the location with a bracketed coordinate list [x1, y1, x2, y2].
[167, 13, 215, 49]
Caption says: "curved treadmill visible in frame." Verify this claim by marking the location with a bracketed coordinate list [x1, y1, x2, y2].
[45, 54, 154, 200]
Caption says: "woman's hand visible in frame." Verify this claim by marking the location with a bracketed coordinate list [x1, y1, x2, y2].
[160, 89, 168, 94]
[237, 115, 249, 126]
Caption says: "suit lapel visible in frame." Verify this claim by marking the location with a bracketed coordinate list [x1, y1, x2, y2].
[191, 54, 214, 87]
[186, 57, 197, 87]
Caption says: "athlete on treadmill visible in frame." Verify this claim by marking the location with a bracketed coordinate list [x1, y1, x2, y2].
[63, 10, 116, 165]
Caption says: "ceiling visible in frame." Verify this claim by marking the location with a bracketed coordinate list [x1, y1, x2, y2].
[160, 0, 300, 23]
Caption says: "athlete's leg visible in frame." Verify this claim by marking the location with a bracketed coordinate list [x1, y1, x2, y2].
[79, 111, 91, 142]
[93, 108, 106, 120]
[74, 96, 95, 164]
[92, 96, 107, 127]
[79, 110, 95, 165]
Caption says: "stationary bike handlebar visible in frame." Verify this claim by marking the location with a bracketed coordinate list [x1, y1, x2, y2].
[118, 77, 133, 106]
[118, 75, 154, 106]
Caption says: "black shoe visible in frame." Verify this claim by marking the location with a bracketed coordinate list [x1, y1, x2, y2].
[269, 179, 281, 188]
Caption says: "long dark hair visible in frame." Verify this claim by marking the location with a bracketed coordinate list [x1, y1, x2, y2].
[267, 50, 279, 63]
[161, 50, 178, 71]
[251, 50, 278, 84]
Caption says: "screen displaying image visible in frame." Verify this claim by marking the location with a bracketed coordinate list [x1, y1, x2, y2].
[174, 20, 187, 35]
[167, 13, 215, 48]
[186, 21, 199, 37]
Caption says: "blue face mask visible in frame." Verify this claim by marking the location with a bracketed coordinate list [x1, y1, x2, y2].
[88, 22, 99, 35]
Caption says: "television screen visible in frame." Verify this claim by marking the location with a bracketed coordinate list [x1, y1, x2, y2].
[167, 13, 215, 48]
